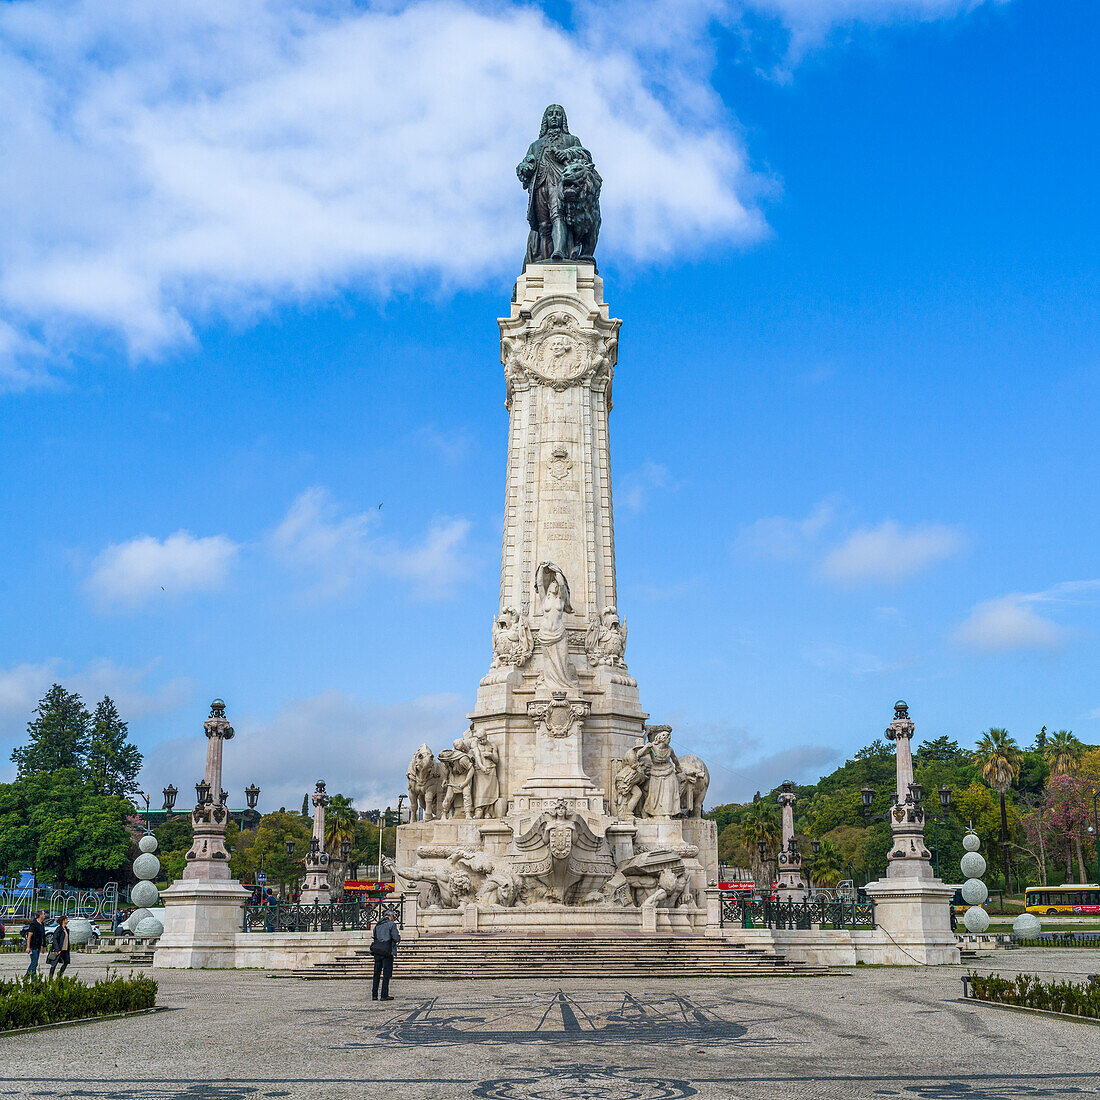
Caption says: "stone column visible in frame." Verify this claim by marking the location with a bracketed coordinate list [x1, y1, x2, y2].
[183, 699, 234, 880]
[300, 780, 332, 905]
[864, 701, 958, 964]
[775, 781, 806, 901]
[157, 699, 251, 969]
[884, 701, 933, 878]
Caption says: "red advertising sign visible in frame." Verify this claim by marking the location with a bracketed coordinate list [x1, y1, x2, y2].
[719, 880, 755, 891]
[344, 880, 395, 893]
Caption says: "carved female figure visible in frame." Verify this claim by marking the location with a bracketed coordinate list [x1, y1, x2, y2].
[637, 727, 681, 818]
[534, 562, 578, 694]
[471, 730, 500, 819]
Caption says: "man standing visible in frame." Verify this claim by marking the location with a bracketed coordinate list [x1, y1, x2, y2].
[370, 913, 401, 1001]
[24, 911, 46, 979]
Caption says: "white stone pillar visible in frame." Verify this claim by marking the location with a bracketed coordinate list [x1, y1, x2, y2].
[157, 698, 251, 968]
[183, 699, 234, 881]
[884, 701, 933, 878]
[300, 780, 332, 905]
[864, 701, 959, 964]
[775, 782, 806, 900]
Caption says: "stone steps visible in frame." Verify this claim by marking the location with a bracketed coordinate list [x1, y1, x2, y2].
[291, 933, 829, 979]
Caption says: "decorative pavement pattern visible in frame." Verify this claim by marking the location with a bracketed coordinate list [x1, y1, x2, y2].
[341, 990, 761, 1048]
[1, 1072, 1098, 1099]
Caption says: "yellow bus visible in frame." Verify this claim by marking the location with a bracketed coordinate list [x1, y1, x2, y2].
[1024, 885, 1100, 916]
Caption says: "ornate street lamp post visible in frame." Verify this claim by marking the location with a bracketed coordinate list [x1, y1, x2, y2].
[162, 784, 178, 815]
[244, 783, 260, 829]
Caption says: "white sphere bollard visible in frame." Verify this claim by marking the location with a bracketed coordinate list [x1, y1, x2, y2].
[962, 832, 981, 853]
[124, 907, 152, 932]
[66, 917, 94, 946]
[1013, 912, 1042, 938]
[138, 834, 159, 854]
[960, 851, 987, 879]
[963, 905, 990, 933]
[961, 878, 988, 906]
[132, 852, 161, 881]
[130, 880, 160, 908]
[135, 916, 164, 940]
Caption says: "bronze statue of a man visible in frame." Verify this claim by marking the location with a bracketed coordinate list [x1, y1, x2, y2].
[517, 105, 601, 267]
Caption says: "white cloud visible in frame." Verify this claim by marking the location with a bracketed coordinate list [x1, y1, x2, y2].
[269, 486, 472, 599]
[619, 461, 674, 513]
[140, 689, 464, 812]
[735, 498, 837, 560]
[87, 530, 240, 608]
[673, 719, 839, 804]
[0, 0, 764, 381]
[821, 520, 964, 583]
[953, 579, 1100, 654]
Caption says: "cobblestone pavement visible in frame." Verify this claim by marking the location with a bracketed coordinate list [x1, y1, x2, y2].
[1, 949, 1099, 1099]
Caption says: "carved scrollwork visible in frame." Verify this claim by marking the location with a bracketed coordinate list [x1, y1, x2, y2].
[502, 312, 616, 400]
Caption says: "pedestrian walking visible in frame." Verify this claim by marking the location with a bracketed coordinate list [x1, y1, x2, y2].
[24, 911, 46, 979]
[48, 915, 71, 978]
[369, 913, 401, 1001]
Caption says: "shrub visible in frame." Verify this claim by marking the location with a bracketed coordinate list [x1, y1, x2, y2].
[0, 972, 157, 1031]
[967, 971, 1100, 1018]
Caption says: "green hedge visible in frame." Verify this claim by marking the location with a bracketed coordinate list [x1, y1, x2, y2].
[967, 971, 1100, 1018]
[0, 973, 157, 1031]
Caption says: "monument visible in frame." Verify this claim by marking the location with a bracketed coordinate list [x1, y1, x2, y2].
[395, 106, 718, 935]
[863, 701, 958, 963]
[300, 781, 332, 905]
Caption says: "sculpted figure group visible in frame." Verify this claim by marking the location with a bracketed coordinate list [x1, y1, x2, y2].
[407, 728, 500, 821]
[614, 725, 710, 820]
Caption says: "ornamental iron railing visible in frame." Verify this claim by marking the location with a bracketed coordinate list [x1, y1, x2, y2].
[718, 893, 875, 930]
[243, 898, 403, 933]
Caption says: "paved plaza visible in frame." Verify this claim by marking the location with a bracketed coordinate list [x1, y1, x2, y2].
[2, 949, 1099, 1099]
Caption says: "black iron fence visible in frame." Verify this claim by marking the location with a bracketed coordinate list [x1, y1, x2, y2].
[243, 899, 403, 933]
[719, 894, 875, 930]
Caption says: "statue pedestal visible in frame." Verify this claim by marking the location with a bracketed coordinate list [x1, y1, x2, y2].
[154, 879, 251, 969]
[864, 875, 959, 965]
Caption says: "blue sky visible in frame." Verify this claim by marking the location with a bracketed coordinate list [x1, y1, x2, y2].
[1, 0, 1097, 811]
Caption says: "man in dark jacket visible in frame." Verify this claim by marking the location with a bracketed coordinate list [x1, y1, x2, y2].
[24, 911, 46, 978]
[370, 915, 401, 1001]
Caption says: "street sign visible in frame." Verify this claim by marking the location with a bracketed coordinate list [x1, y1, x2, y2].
[256, 873, 267, 884]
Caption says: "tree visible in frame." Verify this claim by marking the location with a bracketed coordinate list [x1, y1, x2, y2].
[1043, 776, 1093, 883]
[0, 769, 130, 887]
[741, 795, 780, 891]
[301, 794, 310, 818]
[973, 728, 1022, 893]
[324, 793, 359, 893]
[1044, 730, 1083, 778]
[11, 684, 90, 777]
[804, 838, 844, 890]
[1034, 726, 1048, 753]
[854, 739, 894, 762]
[86, 697, 143, 796]
[916, 736, 967, 765]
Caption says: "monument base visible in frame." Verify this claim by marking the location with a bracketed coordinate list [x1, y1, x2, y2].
[154, 879, 252, 969]
[863, 875, 960, 965]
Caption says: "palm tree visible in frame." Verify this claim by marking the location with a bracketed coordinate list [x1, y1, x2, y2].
[324, 793, 358, 893]
[741, 795, 780, 892]
[973, 728, 1022, 893]
[804, 839, 844, 892]
[1044, 730, 1083, 777]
